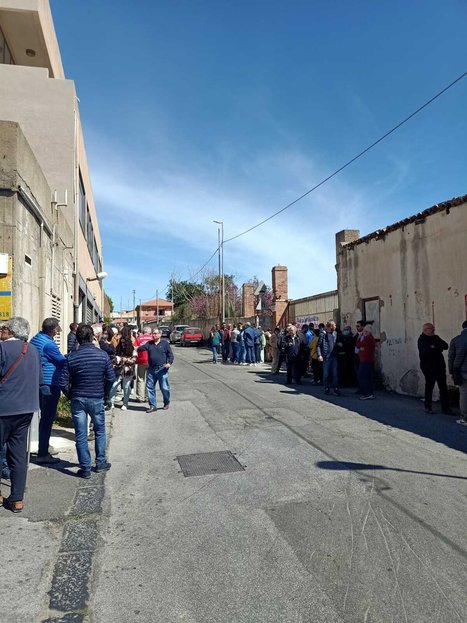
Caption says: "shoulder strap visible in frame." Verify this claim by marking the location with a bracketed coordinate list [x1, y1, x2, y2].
[0, 341, 29, 385]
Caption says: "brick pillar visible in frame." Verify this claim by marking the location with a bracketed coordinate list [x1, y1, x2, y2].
[335, 230, 360, 328]
[242, 283, 255, 318]
[272, 265, 288, 327]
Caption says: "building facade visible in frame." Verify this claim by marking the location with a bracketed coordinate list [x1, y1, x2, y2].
[336, 195, 467, 396]
[288, 290, 338, 328]
[0, 121, 74, 332]
[0, 0, 105, 347]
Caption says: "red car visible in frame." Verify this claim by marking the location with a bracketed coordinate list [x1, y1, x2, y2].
[180, 327, 203, 346]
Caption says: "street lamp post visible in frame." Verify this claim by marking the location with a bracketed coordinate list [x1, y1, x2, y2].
[86, 271, 108, 322]
[213, 220, 224, 322]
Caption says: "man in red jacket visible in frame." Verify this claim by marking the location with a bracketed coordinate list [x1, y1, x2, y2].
[356, 324, 376, 400]
[134, 327, 153, 402]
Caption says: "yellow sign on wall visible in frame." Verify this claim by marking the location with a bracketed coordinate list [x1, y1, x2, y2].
[0, 256, 12, 321]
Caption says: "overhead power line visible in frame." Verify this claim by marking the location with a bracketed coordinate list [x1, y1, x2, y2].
[224, 70, 467, 243]
[189, 246, 220, 281]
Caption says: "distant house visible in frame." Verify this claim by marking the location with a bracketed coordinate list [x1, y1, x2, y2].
[137, 298, 173, 325]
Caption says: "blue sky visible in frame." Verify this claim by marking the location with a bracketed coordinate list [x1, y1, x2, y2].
[50, 0, 467, 310]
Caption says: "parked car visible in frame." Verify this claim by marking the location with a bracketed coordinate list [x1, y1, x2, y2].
[180, 327, 204, 347]
[158, 325, 172, 338]
[169, 325, 189, 343]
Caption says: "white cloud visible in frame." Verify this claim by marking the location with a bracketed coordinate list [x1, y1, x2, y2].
[87, 129, 407, 303]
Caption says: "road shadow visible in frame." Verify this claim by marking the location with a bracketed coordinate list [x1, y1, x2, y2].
[251, 370, 467, 454]
[316, 460, 467, 481]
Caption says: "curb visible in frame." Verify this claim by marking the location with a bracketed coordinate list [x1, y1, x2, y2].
[40, 408, 115, 623]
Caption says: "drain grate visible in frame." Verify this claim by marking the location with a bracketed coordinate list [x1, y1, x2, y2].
[177, 450, 245, 477]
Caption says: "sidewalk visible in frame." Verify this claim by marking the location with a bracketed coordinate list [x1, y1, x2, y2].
[0, 408, 113, 623]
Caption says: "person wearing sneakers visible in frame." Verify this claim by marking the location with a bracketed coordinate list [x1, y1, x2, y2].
[356, 324, 376, 400]
[448, 320, 467, 425]
[137, 328, 174, 413]
[0, 317, 41, 513]
[60, 324, 115, 478]
[30, 317, 66, 464]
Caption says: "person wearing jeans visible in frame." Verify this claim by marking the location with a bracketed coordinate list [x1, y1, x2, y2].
[30, 317, 66, 464]
[137, 328, 174, 413]
[0, 317, 41, 513]
[243, 322, 257, 365]
[60, 324, 115, 478]
[209, 326, 220, 363]
[317, 321, 342, 396]
[70, 398, 107, 474]
[146, 366, 171, 410]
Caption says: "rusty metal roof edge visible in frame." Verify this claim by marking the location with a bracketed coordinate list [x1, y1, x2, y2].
[343, 194, 467, 250]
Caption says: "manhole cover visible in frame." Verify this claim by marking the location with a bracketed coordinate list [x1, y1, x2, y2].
[177, 451, 245, 477]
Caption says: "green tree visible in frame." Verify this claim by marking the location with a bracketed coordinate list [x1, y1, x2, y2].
[166, 281, 205, 308]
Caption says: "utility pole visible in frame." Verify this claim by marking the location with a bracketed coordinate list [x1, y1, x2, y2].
[132, 289, 136, 324]
[156, 289, 159, 324]
[213, 220, 224, 323]
[171, 275, 174, 319]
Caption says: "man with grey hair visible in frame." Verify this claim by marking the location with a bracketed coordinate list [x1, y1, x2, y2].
[92, 323, 103, 345]
[0, 317, 42, 512]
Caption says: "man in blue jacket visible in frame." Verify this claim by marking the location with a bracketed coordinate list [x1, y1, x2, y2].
[137, 328, 174, 413]
[30, 317, 66, 464]
[60, 324, 115, 478]
[243, 322, 257, 366]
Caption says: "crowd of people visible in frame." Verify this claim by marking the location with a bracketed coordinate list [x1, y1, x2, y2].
[1, 312, 466, 515]
[209, 320, 377, 398]
[209, 319, 467, 422]
[0, 317, 174, 513]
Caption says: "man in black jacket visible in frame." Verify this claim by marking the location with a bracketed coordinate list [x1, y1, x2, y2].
[137, 328, 174, 413]
[417, 323, 452, 414]
[282, 325, 304, 385]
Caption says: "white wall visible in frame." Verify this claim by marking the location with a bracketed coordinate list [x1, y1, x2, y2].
[337, 200, 467, 395]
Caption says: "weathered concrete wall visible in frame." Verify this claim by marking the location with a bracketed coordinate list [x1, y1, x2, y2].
[0, 121, 73, 346]
[336, 199, 467, 396]
[288, 290, 338, 327]
[0, 57, 104, 319]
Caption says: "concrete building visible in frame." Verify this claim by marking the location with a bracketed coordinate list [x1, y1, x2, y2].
[336, 194, 467, 396]
[0, 0, 105, 345]
[288, 290, 338, 328]
[0, 121, 74, 332]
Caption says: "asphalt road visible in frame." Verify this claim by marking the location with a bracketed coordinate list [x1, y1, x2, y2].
[91, 346, 467, 623]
